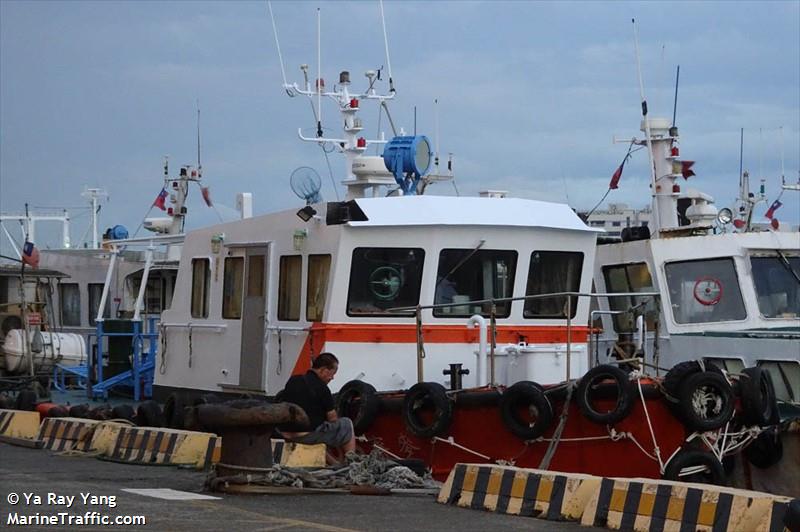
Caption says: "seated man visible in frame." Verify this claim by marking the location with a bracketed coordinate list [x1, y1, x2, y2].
[278, 352, 356, 462]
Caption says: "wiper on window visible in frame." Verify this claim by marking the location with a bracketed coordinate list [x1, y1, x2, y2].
[437, 239, 486, 288]
[775, 250, 800, 285]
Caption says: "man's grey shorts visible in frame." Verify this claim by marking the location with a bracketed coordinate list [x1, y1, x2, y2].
[292, 417, 354, 447]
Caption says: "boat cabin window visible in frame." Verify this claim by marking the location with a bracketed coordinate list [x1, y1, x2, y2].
[307, 254, 331, 322]
[703, 357, 745, 374]
[59, 283, 81, 327]
[757, 360, 800, 403]
[222, 257, 244, 319]
[602, 262, 656, 332]
[279, 255, 302, 321]
[347, 247, 425, 316]
[433, 249, 516, 318]
[190, 258, 210, 319]
[88, 283, 111, 325]
[750, 255, 800, 319]
[664, 258, 746, 324]
[524, 251, 583, 319]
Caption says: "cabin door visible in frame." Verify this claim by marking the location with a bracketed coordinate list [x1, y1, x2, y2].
[239, 246, 269, 390]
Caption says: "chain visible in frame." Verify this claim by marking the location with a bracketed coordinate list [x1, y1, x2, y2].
[277, 329, 283, 374]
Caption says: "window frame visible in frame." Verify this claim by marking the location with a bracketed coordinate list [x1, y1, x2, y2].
[749, 254, 800, 320]
[663, 257, 747, 325]
[88, 283, 110, 326]
[278, 255, 303, 321]
[523, 250, 584, 319]
[306, 254, 332, 322]
[222, 256, 245, 320]
[59, 282, 82, 327]
[190, 258, 211, 319]
[346, 247, 426, 318]
[757, 359, 800, 404]
[601, 261, 656, 332]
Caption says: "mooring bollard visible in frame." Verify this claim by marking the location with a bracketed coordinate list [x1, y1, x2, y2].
[196, 399, 308, 478]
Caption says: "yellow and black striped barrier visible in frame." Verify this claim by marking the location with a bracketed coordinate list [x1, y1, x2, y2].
[0, 408, 42, 448]
[438, 463, 797, 532]
[437, 464, 598, 521]
[38, 417, 99, 452]
[91, 424, 220, 469]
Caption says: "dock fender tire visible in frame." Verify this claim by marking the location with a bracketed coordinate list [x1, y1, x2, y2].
[336, 380, 380, 435]
[784, 499, 800, 532]
[662, 360, 723, 402]
[163, 393, 187, 429]
[576, 364, 634, 425]
[402, 382, 452, 439]
[740, 367, 778, 427]
[744, 427, 783, 468]
[68, 404, 90, 418]
[135, 400, 165, 428]
[663, 449, 725, 485]
[111, 404, 136, 422]
[13, 389, 37, 411]
[676, 371, 734, 432]
[499, 381, 553, 440]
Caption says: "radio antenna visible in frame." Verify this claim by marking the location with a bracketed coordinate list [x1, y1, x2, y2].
[379, 0, 394, 92]
[267, 1, 289, 90]
[196, 99, 202, 174]
[671, 65, 680, 126]
[316, 8, 323, 137]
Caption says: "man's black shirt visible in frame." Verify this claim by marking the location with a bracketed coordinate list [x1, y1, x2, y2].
[280, 370, 334, 429]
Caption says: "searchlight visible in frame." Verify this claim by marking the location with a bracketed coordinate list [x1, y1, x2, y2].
[382, 135, 433, 195]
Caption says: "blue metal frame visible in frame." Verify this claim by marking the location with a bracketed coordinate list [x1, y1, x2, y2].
[84, 316, 158, 401]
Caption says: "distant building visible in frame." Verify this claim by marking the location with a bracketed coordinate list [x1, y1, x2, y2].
[579, 203, 651, 238]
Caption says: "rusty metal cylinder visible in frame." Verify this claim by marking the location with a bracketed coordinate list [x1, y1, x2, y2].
[197, 401, 309, 475]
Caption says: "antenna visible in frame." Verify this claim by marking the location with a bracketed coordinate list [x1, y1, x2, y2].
[196, 100, 202, 175]
[632, 19, 660, 229]
[738, 128, 744, 191]
[434, 98, 440, 171]
[671, 65, 680, 126]
[267, 1, 290, 90]
[316, 8, 323, 138]
[414, 105, 417, 136]
[779, 126, 785, 185]
[379, 0, 394, 92]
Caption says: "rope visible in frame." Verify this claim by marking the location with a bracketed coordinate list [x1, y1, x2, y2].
[635, 373, 665, 473]
[432, 436, 491, 460]
[538, 380, 574, 469]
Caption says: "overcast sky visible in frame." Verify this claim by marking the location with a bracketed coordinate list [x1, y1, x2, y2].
[1, 0, 798, 253]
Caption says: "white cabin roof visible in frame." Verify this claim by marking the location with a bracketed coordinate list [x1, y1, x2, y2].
[349, 196, 597, 232]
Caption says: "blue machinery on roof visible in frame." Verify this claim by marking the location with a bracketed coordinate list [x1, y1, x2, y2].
[382, 135, 433, 195]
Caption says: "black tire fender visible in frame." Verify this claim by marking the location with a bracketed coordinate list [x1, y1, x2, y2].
[336, 380, 381, 435]
[402, 382, 452, 438]
[163, 393, 188, 429]
[662, 360, 723, 402]
[135, 400, 165, 427]
[744, 427, 783, 468]
[676, 371, 734, 432]
[740, 367, 778, 427]
[663, 449, 725, 485]
[499, 381, 553, 440]
[13, 389, 37, 411]
[111, 404, 136, 422]
[576, 364, 634, 425]
[68, 404, 90, 418]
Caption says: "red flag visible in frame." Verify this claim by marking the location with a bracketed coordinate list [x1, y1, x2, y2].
[609, 162, 625, 190]
[673, 160, 695, 179]
[22, 241, 40, 268]
[153, 188, 168, 211]
[765, 199, 783, 219]
[201, 186, 213, 207]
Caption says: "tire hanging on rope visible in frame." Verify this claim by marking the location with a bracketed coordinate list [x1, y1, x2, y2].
[336, 380, 381, 435]
[661, 360, 723, 403]
[744, 427, 783, 469]
[576, 364, 634, 425]
[675, 371, 734, 432]
[402, 382, 452, 438]
[739, 366, 778, 427]
[663, 449, 725, 485]
[499, 381, 553, 440]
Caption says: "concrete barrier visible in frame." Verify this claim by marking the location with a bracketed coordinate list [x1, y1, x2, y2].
[93, 424, 220, 469]
[438, 463, 796, 532]
[38, 417, 99, 452]
[271, 439, 326, 467]
[437, 463, 597, 520]
[0, 409, 42, 447]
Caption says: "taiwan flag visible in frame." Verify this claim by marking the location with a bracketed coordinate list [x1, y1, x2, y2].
[765, 199, 783, 219]
[153, 188, 168, 211]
